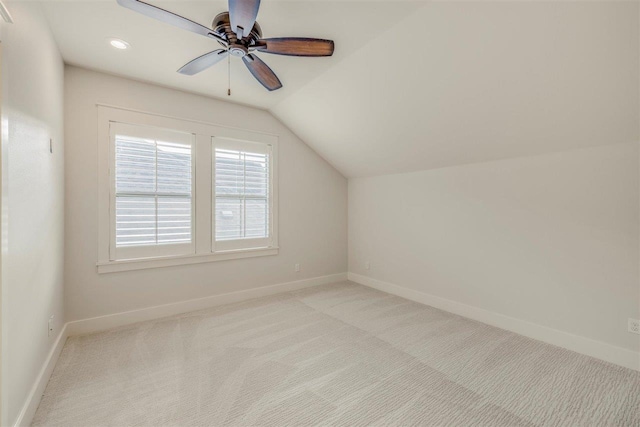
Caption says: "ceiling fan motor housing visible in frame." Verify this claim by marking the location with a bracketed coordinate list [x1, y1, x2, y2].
[213, 11, 262, 53]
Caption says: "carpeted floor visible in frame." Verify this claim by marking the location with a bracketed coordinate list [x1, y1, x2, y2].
[33, 282, 640, 426]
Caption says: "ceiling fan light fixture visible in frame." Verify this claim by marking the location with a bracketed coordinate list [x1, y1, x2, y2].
[108, 38, 131, 50]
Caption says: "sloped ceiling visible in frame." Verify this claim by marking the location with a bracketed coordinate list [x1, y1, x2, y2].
[272, 1, 640, 177]
[40, 1, 639, 177]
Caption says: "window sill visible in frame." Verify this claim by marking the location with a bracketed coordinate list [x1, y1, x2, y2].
[96, 247, 279, 274]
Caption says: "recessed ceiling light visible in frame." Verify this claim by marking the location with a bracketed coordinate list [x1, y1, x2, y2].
[108, 39, 130, 50]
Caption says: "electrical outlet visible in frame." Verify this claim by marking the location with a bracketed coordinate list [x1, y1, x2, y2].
[365, 261, 370, 270]
[629, 318, 640, 335]
[48, 315, 55, 337]
[294, 263, 300, 272]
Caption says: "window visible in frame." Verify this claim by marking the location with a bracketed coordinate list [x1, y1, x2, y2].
[110, 122, 195, 260]
[213, 139, 273, 252]
[98, 106, 278, 273]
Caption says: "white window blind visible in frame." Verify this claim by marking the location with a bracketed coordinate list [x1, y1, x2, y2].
[111, 122, 194, 259]
[214, 139, 272, 251]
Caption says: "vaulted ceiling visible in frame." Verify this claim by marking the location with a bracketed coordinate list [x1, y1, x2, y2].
[41, 1, 639, 177]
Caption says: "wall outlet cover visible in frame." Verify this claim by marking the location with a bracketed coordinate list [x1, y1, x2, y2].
[48, 315, 55, 337]
[628, 318, 640, 335]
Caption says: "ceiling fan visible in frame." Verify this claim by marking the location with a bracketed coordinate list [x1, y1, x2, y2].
[116, 0, 335, 91]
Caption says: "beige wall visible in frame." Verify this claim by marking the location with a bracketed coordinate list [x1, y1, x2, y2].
[0, 2, 65, 425]
[64, 66, 347, 322]
[349, 143, 640, 353]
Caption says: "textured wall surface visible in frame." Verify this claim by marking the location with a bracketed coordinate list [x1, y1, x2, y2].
[64, 66, 347, 322]
[1, 2, 65, 425]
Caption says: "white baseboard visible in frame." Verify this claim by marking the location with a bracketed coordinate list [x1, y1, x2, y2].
[13, 324, 69, 427]
[348, 272, 640, 372]
[67, 273, 348, 336]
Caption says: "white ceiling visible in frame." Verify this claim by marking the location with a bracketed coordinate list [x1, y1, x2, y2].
[40, 1, 639, 177]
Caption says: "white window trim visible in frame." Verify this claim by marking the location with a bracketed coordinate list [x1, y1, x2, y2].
[109, 122, 197, 260]
[212, 137, 274, 252]
[97, 105, 279, 274]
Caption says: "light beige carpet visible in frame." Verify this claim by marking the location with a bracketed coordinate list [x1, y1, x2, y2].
[33, 282, 640, 426]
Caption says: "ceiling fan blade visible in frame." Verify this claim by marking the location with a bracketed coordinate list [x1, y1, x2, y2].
[228, 0, 260, 39]
[242, 54, 282, 91]
[178, 50, 229, 75]
[117, 0, 223, 43]
[256, 38, 334, 57]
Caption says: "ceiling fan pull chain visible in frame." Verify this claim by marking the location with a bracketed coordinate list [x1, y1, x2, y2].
[227, 51, 231, 96]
